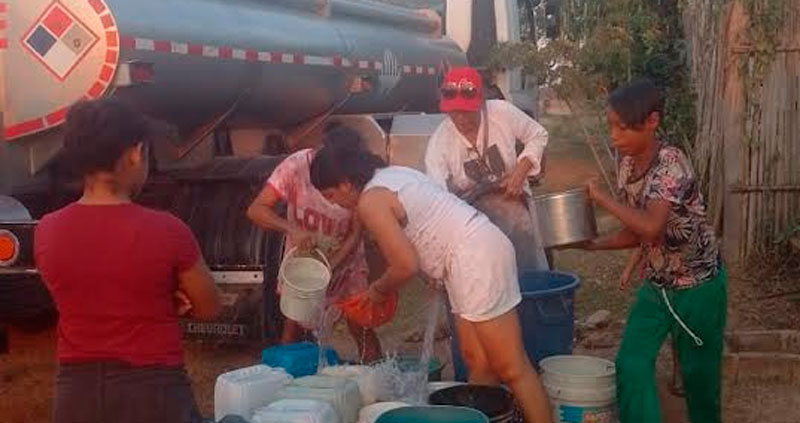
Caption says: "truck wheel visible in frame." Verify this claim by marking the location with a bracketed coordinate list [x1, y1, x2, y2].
[0, 275, 58, 332]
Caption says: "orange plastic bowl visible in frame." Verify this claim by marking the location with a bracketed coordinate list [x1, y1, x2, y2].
[339, 290, 399, 329]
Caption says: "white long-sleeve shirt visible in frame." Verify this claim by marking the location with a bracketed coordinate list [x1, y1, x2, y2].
[424, 99, 548, 193]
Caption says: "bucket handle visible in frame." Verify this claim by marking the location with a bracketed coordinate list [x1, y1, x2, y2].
[281, 247, 332, 273]
[535, 295, 572, 322]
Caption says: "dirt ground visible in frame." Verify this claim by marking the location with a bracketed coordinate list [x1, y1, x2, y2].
[2, 114, 800, 422]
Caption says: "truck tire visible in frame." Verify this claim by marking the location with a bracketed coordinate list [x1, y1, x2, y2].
[0, 275, 57, 331]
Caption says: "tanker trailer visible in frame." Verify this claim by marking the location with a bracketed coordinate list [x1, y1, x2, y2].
[0, 0, 532, 343]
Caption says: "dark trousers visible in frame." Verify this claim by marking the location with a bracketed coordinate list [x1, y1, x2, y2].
[54, 361, 202, 423]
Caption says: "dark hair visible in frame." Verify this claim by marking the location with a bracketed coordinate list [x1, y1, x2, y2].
[61, 98, 161, 176]
[310, 127, 386, 190]
[608, 79, 664, 128]
[324, 121, 343, 133]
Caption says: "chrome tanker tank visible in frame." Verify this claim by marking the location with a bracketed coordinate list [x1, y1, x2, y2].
[0, 0, 486, 344]
[3, 0, 466, 142]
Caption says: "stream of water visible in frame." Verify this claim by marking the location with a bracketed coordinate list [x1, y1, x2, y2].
[378, 289, 442, 404]
[310, 288, 443, 405]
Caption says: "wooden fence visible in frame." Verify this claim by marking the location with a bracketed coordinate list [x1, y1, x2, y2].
[685, 0, 800, 261]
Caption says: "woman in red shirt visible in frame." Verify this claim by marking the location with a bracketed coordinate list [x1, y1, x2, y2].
[35, 99, 221, 423]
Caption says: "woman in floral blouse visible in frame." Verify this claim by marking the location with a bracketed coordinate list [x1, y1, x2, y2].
[576, 80, 726, 423]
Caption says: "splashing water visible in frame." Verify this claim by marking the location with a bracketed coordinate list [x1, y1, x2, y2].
[414, 289, 442, 402]
[314, 289, 444, 405]
[377, 289, 442, 404]
[313, 305, 338, 373]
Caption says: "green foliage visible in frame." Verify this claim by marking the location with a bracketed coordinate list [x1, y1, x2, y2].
[741, 0, 785, 53]
[491, 0, 696, 147]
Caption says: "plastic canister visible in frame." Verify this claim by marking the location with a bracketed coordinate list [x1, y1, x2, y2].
[252, 399, 339, 423]
[276, 375, 362, 423]
[320, 365, 394, 405]
[214, 365, 292, 422]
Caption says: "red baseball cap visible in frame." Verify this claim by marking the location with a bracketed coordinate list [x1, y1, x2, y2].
[439, 66, 484, 113]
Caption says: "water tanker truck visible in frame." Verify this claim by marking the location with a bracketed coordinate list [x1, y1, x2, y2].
[0, 0, 535, 342]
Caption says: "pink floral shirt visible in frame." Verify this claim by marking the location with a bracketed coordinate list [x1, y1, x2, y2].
[267, 149, 368, 303]
[618, 145, 720, 289]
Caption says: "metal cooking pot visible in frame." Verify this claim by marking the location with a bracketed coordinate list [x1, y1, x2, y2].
[532, 188, 598, 248]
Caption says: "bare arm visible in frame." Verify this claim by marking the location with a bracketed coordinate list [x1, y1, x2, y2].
[505, 101, 547, 177]
[497, 101, 548, 196]
[246, 184, 315, 249]
[178, 257, 221, 320]
[247, 184, 295, 234]
[357, 189, 419, 298]
[584, 228, 640, 251]
[589, 181, 670, 243]
[595, 195, 670, 243]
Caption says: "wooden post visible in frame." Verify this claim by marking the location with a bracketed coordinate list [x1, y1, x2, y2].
[721, 2, 749, 264]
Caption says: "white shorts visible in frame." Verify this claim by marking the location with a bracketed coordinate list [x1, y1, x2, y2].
[445, 221, 522, 322]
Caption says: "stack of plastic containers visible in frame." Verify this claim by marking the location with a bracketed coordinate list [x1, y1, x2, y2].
[214, 364, 292, 422]
[275, 375, 362, 423]
[252, 399, 340, 423]
[319, 365, 396, 405]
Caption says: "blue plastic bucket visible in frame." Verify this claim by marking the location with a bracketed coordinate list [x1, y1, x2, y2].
[376, 406, 489, 423]
[261, 342, 339, 377]
[450, 270, 580, 381]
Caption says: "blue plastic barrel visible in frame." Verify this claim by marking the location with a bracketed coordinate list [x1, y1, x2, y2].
[450, 270, 580, 381]
[261, 342, 339, 377]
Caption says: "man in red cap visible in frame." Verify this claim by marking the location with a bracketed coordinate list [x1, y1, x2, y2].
[425, 66, 550, 269]
[425, 66, 552, 384]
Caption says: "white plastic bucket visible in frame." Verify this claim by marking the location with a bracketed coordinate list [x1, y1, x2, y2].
[279, 248, 331, 326]
[539, 355, 618, 423]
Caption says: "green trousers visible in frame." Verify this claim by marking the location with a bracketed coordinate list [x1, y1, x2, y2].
[616, 268, 727, 423]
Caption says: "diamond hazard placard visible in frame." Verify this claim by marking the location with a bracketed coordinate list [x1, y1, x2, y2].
[22, 1, 99, 80]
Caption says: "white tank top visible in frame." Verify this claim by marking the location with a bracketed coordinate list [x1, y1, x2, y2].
[364, 166, 489, 280]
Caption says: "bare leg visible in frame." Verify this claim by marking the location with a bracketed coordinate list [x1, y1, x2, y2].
[454, 315, 501, 385]
[346, 318, 383, 363]
[473, 309, 553, 423]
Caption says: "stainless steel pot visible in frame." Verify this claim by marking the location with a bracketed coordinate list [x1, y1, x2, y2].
[532, 188, 598, 248]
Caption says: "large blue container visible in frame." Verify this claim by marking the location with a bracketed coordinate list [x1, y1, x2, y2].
[451, 270, 580, 381]
[261, 342, 339, 377]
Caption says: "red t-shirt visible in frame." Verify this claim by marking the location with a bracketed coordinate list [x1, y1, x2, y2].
[34, 203, 200, 366]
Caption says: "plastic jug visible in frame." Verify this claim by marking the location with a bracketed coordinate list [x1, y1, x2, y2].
[320, 365, 395, 405]
[214, 365, 292, 422]
[252, 399, 339, 423]
[276, 376, 362, 423]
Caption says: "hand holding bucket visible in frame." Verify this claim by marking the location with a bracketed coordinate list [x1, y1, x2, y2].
[279, 247, 332, 327]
